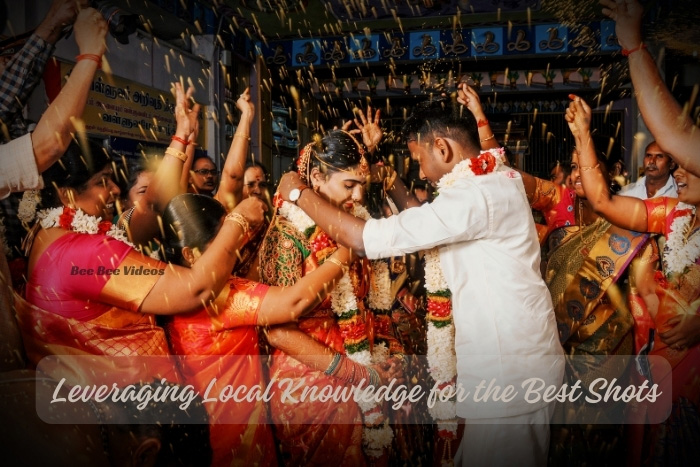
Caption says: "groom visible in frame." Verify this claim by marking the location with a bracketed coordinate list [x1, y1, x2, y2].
[277, 97, 563, 466]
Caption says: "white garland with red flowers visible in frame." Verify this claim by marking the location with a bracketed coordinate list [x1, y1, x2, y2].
[424, 247, 458, 436]
[437, 147, 508, 191]
[427, 147, 510, 439]
[38, 206, 134, 246]
[278, 200, 393, 457]
[663, 203, 700, 276]
[36, 206, 160, 259]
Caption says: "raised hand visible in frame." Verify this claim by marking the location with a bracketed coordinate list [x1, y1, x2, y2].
[565, 94, 592, 140]
[236, 87, 255, 118]
[172, 82, 198, 139]
[74, 7, 107, 56]
[456, 82, 486, 121]
[599, 0, 644, 50]
[353, 106, 383, 153]
[187, 104, 201, 144]
[37, 0, 90, 43]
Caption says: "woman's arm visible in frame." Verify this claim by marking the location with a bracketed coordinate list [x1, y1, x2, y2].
[31, 8, 106, 172]
[127, 82, 199, 246]
[600, 0, 700, 177]
[456, 82, 499, 150]
[567, 96, 649, 232]
[267, 324, 403, 386]
[180, 116, 198, 194]
[140, 197, 266, 314]
[256, 247, 352, 325]
[215, 87, 254, 211]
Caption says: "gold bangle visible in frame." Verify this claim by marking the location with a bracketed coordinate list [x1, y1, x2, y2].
[225, 211, 250, 234]
[480, 134, 495, 143]
[581, 163, 600, 172]
[326, 257, 348, 274]
[165, 147, 187, 163]
[234, 134, 250, 141]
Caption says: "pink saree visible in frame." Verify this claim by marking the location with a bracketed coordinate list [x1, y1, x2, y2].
[17, 232, 177, 386]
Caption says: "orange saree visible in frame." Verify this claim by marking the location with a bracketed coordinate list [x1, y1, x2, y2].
[634, 198, 700, 465]
[167, 276, 277, 467]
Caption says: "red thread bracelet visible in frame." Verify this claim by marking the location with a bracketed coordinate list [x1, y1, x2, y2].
[76, 54, 102, 68]
[171, 135, 190, 146]
[477, 119, 489, 128]
[621, 43, 647, 57]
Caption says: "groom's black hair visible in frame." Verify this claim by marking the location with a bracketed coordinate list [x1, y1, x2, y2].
[401, 98, 480, 153]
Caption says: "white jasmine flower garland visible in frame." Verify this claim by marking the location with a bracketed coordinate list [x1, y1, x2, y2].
[38, 206, 134, 247]
[663, 203, 700, 276]
[424, 247, 458, 435]
[425, 147, 508, 440]
[37, 206, 159, 259]
[279, 200, 392, 458]
[368, 259, 393, 312]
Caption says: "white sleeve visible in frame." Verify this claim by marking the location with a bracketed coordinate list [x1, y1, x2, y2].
[363, 180, 491, 259]
[0, 133, 42, 199]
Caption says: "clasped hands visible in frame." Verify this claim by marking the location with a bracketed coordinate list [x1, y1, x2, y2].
[372, 355, 407, 386]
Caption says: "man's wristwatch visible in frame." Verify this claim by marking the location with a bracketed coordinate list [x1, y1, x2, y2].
[289, 185, 309, 204]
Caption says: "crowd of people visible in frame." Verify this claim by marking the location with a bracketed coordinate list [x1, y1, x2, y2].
[0, 0, 698, 465]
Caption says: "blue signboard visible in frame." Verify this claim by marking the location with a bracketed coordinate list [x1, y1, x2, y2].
[380, 33, 409, 61]
[600, 20, 621, 52]
[535, 24, 568, 54]
[292, 39, 323, 66]
[471, 27, 504, 57]
[269, 21, 615, 67]
[347, 34, 381, 63]
[505, 26, 535, 55]
[569, 24, 600, 52]
[440, 29, 470, 57]
[409, 31, 440, 60]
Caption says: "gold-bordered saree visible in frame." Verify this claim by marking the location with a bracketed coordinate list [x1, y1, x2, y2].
[546, 219, 650, 356]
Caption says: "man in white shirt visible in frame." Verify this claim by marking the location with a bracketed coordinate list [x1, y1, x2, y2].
[619, 141, 677, 200]
[278, 99, 564, 466]
[617, 141, 677, 330]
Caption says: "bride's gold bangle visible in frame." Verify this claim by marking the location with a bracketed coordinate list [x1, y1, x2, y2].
[326, 257, 348, 274]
